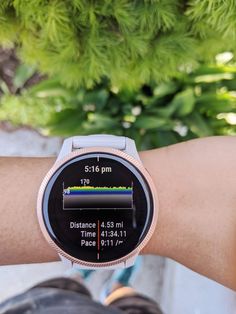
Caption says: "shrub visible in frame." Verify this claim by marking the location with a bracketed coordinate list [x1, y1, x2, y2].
[1, 61, 236, 149]
[0, 0, 236, 89]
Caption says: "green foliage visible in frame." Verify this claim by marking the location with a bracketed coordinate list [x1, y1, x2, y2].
[187, 0, 236, 39]
[13, 64, 36, 89]
[1, 62, 236, 149]
[0, 0, 235, 88]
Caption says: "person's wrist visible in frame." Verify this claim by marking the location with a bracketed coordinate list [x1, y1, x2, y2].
[139, 148, 170, 257]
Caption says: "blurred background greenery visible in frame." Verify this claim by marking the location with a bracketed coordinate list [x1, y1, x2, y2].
[0, 0, 236, 149]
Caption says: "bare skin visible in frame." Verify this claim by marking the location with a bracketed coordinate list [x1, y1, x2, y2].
[0, 136, 235, 291]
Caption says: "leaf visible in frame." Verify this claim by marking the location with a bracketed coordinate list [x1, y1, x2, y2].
[193, 65, 236, 76]
[194, 73, 234, 83]
[183, 112, 213, 137]
[134, 116, 169, 129]
[13, 64, 36, 89]
[155, 130, 179, 147]
[0, 79, 10, 94]
[153, 82, 178, 98]
[46, 109, 84, 136]
[171, 88, 195, 117]
[83, 89, 109, 110]
[197, 93, 236, 113]
[28, 78, 74, 99]
[87, 113, 117, 128]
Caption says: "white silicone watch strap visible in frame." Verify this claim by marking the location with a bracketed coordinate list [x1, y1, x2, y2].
[72, 134, 126, 150]
[56, 134, 141, 162]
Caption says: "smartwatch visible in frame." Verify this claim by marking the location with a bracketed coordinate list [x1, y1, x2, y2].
[37, 135, 158, 269]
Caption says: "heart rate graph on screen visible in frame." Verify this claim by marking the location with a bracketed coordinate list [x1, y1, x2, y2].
[63, 185, 134, 210]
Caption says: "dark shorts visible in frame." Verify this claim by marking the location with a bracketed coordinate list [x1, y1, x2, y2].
[0, 277, 163, 314]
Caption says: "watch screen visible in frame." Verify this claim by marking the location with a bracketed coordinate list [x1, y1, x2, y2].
[43, 153, 153, 263]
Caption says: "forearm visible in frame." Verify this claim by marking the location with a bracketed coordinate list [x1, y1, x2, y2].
[0, 157, 59, 264]
[0, 136, 235, 290]
[140, 136, 236, 291]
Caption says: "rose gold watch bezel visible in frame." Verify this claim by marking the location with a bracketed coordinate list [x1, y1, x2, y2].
[37, 147, 158, 268]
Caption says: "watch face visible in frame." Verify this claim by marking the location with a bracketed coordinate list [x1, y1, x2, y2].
[42, 152, 154, 264]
